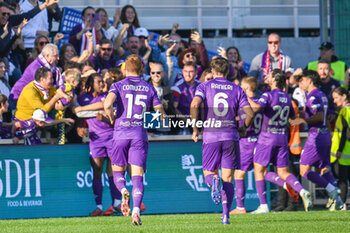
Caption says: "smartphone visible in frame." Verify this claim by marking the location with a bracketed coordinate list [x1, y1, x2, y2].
[91, 13, 101, 26]
[191, 28, 198, 34]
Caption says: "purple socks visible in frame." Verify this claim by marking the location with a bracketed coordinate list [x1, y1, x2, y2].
[113, 171, 126, 192]
[285, 174, 303, 193]
[235, 179, 245, 208]
[132, 176, 144, 209]
[255, 180, 267, 204]
[92, 179, 103, 205]
[304, 170, 328, 188]
[108, 176, 122, 202]
[264, 172, 285, 187]
[222, 182, 234, 216]
[322, 172, 338, 187]
[205, 174, 214, 187]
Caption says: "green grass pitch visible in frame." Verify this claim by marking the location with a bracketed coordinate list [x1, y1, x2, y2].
[0, 211, 349, 233]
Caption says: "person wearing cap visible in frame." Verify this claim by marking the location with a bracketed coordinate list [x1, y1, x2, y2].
[307, 42, 346, 87]
[248, 33, 293, 91]
[134, 27, 150, 57]
[89, 38, 120, 70]
[12, 108, 74, 145]
[14, 67, 70, 123]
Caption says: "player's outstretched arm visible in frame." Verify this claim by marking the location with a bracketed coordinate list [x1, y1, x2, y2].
[104, 92, 117, 125]
[247, 96, 261, 113]
[154, 104, 165, 121]
[242, 105, 254, 128]
[289, 111, 323, 126]
[190, 96, 202, 142]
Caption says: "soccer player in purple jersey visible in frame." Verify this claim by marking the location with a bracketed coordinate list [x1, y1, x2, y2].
[248, 69, 312, 213]
[190, 57, 254, 224]
[76, 73, 122, 217]
[230, 76, 262, 214]
[104, 55, 164, 226]
[289, 70, 343, 209]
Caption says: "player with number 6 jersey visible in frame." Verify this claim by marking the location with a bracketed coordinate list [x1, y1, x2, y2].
[248, 69, 312, 214]
[104, 55, 164, 226]
[191, 57, 254, 224]
[289, 70, 343, 210]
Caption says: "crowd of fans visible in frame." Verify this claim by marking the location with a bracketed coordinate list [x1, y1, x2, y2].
[0, 0, 350, 212]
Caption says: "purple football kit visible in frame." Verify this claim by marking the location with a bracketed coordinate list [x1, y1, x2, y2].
[300, 88, 331, 168]
[78, 92, 113, 158]
[254, 89, 295, 168]
[108, 76, 161, 170]
[195, 77, 250, 171]
[195, 77, 249, 220]
[238, 96, 262, 172]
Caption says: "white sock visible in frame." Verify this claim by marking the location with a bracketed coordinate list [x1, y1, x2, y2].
[236, 207, 245, 210]
[97, 204, 102, 210]
[283, 182, 287, 190]
[121, 188, 127, 195]
[261, 204, 268, 209]
[326, 183, 336, 193]
[114, 199, 121, 208]
[132, 207, 140, 215]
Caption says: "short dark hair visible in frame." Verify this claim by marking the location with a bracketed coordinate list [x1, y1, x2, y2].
[183, 61, 197, 71]
[0, 2, 10, 9]
[271, 69, 286, 89]
[302, 70, 321, 87]
[35, 67, 51, 82]
[0, 94, 7, 107]
[210, 57, 229, 77]
[318, 59, 330, 67]
[82, 6, 94, 17]
[99, 38, 112, 46]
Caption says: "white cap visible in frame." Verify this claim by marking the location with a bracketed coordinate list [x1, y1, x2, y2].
[134, 27, 149, 37]
[32, 109, 53, 123]
[285, 67, 295, 73]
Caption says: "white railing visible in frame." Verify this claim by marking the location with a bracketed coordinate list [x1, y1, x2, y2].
[59, 0, 319, 38]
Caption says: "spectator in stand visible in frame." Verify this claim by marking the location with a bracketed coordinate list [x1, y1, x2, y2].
[248, 33, 292, 91]
[9, 16, 27, 77]
[69, 6, 104, 55]
[25, 34, 49, 67]
[331, 87, 350, 210]
[171, 61, 201, 134]
[114, 24, 152, 63]
[307, 42, 346, 87]
[152, 33, 182, 87]
[0, 58, 10, 97]
[134, 27, 149, 57]
[19, 0, 52, 50]
[102, 68, 123, 92]
[149, 62, 174, 116]
[317, 59, 340, 117]
[89, 38, 120, 70]
[58, 34, 93, 71]
[0, 0, 58, 59]
[172, 31, 209, 84]
[14, 67, 69, 123]
[9, 43, 60, 110]
[96, 8, 121, 43]
[225, 46, 247, 80]
[120, 4, 140, 38]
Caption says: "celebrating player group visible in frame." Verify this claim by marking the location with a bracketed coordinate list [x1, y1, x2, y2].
[102, 55, 342, 226]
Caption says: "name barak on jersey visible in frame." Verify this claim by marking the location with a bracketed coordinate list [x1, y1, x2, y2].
[211, 83, 233, 90]
[122, 85, 149, 92]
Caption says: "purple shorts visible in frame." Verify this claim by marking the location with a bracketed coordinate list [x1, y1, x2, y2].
[89, 139, 113, 158]
[202, 140, 240, 172]
[110, 139, 148, 170]
[239, 137, 257, 172]
[300, 133, 331, 168]
[254, 143, 289, 168]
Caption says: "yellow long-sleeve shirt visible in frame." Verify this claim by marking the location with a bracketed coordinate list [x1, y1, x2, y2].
[15, 81, 56, 121]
